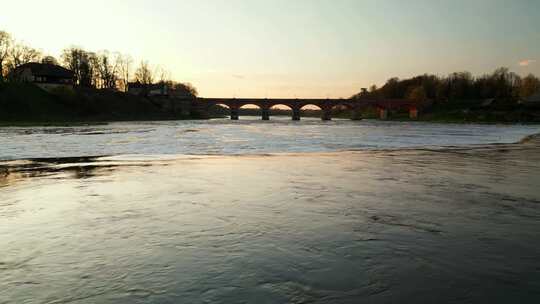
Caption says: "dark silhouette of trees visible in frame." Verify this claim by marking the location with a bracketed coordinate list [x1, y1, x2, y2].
[381, 77, 400, 98]
[156, 66, 171, 84]
[407, 86, 427, 104]
[0, 33, 42, 78]
[60, 49, 133, 91]
[134, 61, 153, 85]
[170, 82, 198, 98]
[117, 54, 132, 92]
[520, 74, 540, 98]
[356, 68, 539, 104]
[94, 51, 119, 90]
[7, 43, 41, 71]
[0, 29, 199, 97]
[61, 47, 95, 87]
[483, 67, 521, 99]
[432, 72, 469, 100]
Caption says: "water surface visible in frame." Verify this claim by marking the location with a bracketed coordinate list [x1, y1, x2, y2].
[1, 120, 540, 303]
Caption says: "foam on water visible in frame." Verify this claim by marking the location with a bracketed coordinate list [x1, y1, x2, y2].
[1, 119, 539, 160]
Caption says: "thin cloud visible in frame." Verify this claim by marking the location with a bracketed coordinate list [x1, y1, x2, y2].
[232, 74, 246, 80]
[519, 59, 536, 67]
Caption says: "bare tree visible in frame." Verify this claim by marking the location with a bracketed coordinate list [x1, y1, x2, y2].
[155, 66, 171, 84]
[134, 61, 153, 85]
[61, 47, 96, 87]
[61, 47, 83, 85]
[8, 42, 41, 71]
[0, 31, 11, 80]
[116, 53, 132, 92]
[94, 51, 119, 90]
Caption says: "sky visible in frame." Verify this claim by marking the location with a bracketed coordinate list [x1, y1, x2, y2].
[1, 0, 539, 98]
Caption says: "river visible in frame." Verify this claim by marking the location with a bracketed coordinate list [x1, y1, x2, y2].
[1, 119, 540, 303]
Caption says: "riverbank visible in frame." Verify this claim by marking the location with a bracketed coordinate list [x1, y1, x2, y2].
[0, 82, 201, 124]
[346, 100, 540, 124]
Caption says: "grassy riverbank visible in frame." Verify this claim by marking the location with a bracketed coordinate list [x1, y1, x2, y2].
[0, 82, 199, 125]
[418, 99, 539, 123]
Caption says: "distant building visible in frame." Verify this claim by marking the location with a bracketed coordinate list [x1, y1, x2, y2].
[9, 62, 74, 91]
[128, 81, 169, 97]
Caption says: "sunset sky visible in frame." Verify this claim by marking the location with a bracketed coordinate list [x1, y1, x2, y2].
[2, 0, 539, 98]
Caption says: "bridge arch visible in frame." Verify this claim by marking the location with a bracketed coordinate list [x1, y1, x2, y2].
[270, 103, 293, 110]
[264, 104, 295, 121]
[214, 103, 230, 109]
[300, 104, 323, 110]
[239, 103, 262, 109]
[241, 104, 264, 120]
[298, 104, 326, 120]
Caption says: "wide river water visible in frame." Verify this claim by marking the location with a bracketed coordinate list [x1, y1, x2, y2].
[1, 118, 540, 303]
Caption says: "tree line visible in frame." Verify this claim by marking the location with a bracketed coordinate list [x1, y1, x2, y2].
[354, 68, 540, 103]
[0, 30, 197, 97]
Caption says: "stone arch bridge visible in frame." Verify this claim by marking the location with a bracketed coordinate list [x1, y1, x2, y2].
[195, 98, 419, 120]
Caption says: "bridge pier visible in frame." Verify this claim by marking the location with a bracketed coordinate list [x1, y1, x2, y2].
[292, 108, 301, 121]
[230, 108, 239, 120]
[262, 108, 270, 120]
